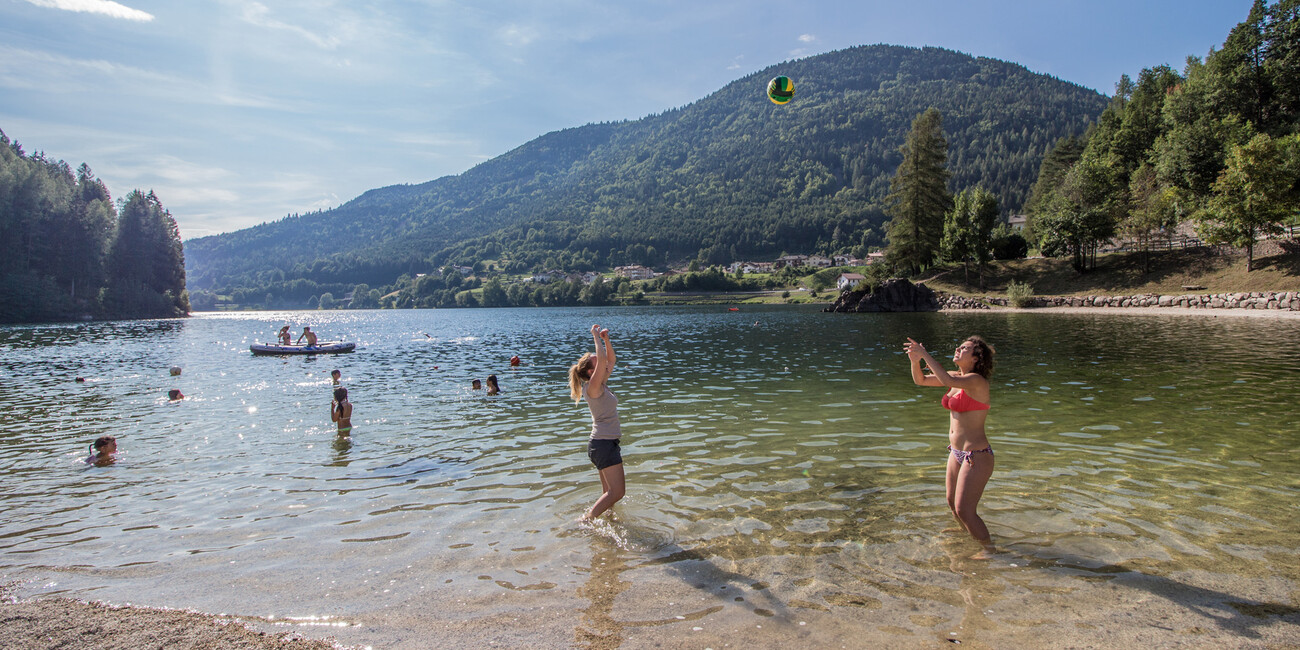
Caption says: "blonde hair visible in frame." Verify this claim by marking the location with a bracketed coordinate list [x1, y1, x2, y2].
[568, 353, 594, 402]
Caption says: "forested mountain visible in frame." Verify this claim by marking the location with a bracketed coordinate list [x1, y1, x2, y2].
[0, 131, 189, 323]
[186, 44, 1108, 300]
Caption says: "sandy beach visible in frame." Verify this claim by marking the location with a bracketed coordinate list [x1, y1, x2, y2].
[0, 583, 337, 650]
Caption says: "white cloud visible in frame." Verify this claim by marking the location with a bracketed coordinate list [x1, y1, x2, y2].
[237, 1, 344, 50]
[23, 0, 153, 22]
[798, 34, 817, 43]
[0, 45, 293, 110]
[498, 24, 539, 48]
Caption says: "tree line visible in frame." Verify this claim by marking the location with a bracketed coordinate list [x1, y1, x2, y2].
[1025, 0, 1300, 273]
[0, 130, 189, 323]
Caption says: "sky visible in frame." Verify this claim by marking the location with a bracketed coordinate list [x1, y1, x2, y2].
[0, 0, 1254, 240]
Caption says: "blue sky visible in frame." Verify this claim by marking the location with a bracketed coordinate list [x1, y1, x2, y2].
[0, 0, 1252, 239]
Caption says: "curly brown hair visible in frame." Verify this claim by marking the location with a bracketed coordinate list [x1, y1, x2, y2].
[966, 336, 995, 379]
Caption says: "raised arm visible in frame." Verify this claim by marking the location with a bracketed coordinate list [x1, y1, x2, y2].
[904, 337, 944, 387]
[587, 324, 608, 394]
[599, 328, 616, 372]
[904, 337, 984, 390]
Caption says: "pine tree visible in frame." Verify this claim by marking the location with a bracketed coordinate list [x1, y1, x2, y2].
[106, 190, 188, 317]
[885, 108, 952, 275]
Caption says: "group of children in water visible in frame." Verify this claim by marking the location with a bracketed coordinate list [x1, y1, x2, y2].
[82, 322, 1000, 550]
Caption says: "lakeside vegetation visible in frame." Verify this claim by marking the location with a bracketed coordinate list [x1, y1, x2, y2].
[0, 131, 189, 323]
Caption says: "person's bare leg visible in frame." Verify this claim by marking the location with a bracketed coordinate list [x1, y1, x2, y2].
[943, 452, 967, 534]
[952, 455, 995, 555]
[584, 464, 625, 521]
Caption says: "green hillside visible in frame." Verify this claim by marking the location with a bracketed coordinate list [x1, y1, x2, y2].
[185, 44, 1107, 298]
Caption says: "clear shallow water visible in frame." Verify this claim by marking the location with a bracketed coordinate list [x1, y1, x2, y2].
[2, 307, 1298, 646]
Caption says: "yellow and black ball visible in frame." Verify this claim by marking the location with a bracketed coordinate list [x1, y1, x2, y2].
[767, 76, 794, 105]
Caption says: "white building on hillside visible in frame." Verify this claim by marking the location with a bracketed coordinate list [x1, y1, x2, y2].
[615, 265, 654, 280]
[837, 273, 866, 290]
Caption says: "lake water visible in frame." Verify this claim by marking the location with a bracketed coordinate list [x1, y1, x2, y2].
[2, 306, 1298, 647]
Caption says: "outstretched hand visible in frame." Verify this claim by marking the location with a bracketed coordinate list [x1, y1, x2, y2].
[591, 324, 601, 337]
[903, 337, 927, 361]
[599, 328, 610, 341]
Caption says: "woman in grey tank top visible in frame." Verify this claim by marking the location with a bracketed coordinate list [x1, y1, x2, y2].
[568, 324, 623, 522]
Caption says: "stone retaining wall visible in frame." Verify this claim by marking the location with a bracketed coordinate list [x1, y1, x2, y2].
[958, 291, 1300, 311]
[937, 294, 992, 310]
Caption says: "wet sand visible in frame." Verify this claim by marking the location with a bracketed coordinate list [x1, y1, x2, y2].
[7, 548, 1300, 649]
[0, 583, 337, 650]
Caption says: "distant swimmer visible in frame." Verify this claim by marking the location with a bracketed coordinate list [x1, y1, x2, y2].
[331, 369, 342, 385]
[168, 389, 184, 401]
[904, 335, 997, 554]
[471, 379, 482, 390]
[486, 374, 501, 396]
[85, 435, 117, 466]
[297, 326, 317, 347]
[332, 387, 353, 434]
[569, 324, 623, 522]
[170, 366, 182, 376]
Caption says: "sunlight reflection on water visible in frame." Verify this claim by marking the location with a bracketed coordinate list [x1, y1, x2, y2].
[1, 307, 1298, 644]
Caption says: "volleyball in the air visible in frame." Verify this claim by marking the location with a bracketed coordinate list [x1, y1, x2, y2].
[767, 76, 794, 104]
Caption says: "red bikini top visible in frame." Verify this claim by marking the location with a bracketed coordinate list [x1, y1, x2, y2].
[942, 389, 990, 412]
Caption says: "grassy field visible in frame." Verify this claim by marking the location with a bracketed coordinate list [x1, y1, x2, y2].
[919, 240, 1300, 297]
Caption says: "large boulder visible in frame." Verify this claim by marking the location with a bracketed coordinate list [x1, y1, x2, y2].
[826, 278, 940, 312]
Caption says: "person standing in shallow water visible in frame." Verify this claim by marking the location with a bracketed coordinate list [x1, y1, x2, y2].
[331, 387, 352, 434]
[904, 335, 997, 552]
[569, 324, 623, 522]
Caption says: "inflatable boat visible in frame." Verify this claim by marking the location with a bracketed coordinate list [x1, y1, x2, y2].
[250, 341, 356, 355]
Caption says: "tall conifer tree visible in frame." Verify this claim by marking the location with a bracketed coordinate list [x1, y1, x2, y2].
[885, 108, 952, 275]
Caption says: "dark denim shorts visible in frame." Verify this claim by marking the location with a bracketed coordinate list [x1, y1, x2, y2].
[587, 438, 623, 470]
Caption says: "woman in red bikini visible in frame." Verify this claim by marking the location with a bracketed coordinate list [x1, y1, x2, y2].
[904, 335, 996, 549]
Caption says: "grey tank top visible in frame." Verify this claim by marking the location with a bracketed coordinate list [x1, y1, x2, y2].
[584, 384, 621, 440]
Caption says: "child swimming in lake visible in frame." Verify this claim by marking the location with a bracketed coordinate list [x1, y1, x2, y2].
[331, 387, 352, 434]
[85, 435, 117, 466]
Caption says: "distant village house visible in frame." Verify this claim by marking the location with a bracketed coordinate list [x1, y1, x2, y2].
[615, 265, 655, 280]
[773, 254, 808, 269]
[837, 273, 866, 290]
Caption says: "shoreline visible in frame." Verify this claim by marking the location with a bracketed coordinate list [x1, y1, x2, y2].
[0, 584, 340, 650]
[977, 305, 1300, 318]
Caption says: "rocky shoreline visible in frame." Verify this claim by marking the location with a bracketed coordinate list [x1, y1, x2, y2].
[827, 280, 1300, 313]
[972, 290, 1300, 311]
